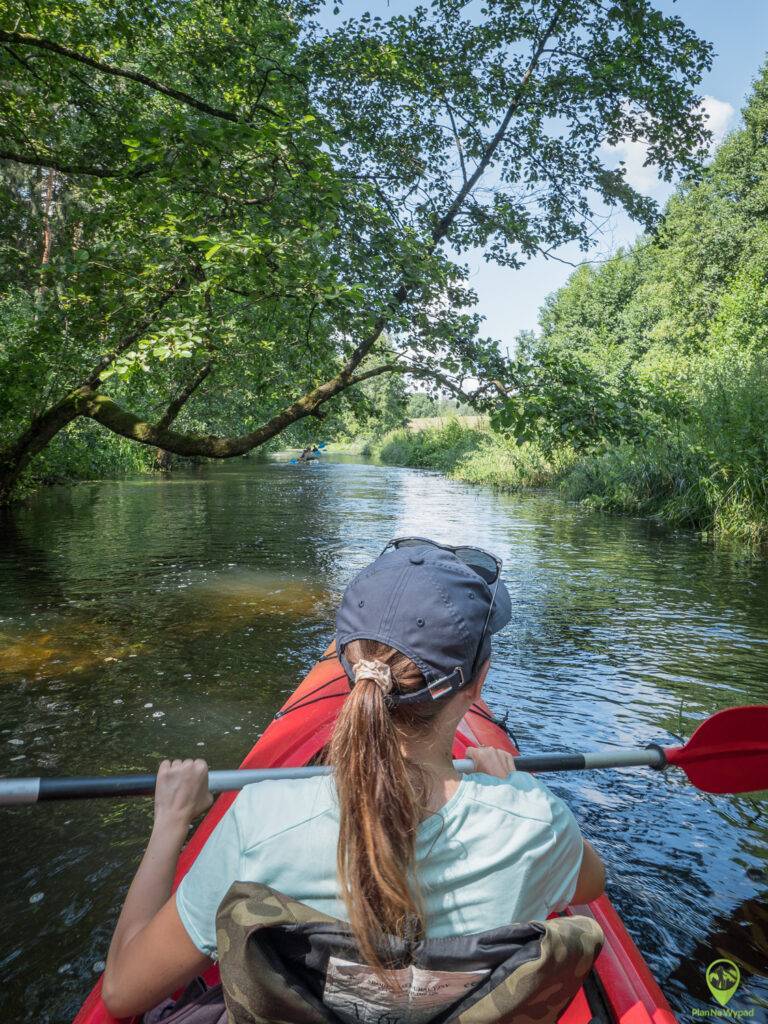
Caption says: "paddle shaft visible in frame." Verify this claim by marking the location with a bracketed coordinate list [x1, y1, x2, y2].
[0, 747, 666, 805]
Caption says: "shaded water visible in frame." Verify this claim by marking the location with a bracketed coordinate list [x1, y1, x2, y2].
[1, 457, 766, 1022]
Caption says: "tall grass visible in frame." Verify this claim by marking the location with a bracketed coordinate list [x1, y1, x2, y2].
[563, 347, 768, 546]
[452, 438, 572, 490]
[374, 419, 486, 473]
[372, 419, 571, 491]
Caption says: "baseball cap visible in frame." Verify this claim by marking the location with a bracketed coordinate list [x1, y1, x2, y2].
[336, 542, 511, 704]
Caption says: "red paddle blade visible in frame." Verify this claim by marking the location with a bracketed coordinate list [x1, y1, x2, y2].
[664, 705, 768, 794]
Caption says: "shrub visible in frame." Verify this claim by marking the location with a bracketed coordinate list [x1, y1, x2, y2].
[374, 419, 486, 473]
[372, 419, 571, 492]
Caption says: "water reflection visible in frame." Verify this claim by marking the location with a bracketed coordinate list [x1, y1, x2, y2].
[0, 458, 767, 1021]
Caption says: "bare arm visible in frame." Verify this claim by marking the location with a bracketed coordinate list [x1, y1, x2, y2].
[571, 838, 605, 904]
[102, 759, 214, 1019]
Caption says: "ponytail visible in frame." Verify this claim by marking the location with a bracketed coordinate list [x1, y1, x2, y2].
[328, 639, 445, 981]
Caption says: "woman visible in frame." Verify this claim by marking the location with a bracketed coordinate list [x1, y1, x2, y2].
[102, 538, 605, 1019]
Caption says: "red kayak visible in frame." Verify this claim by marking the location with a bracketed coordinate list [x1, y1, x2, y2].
[74, 651, 678, 1024]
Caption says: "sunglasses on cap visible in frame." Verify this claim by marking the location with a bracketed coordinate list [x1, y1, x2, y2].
[378, 535, 503, 704]
[382, 536, 502, 585]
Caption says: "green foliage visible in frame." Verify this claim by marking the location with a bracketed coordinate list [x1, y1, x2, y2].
[22, 419, 154, 490]
[333, 367, 410, 440]
[609, 344, 768, 545]
[405, 393, 441, 419]
[371, 419, 571, 490]
[495, 60, 768, 546]
[494, 345, 670, 453]
[405, 394, 472, 419]
[374, 419, 487, 473]
[0, 0, 714, 497]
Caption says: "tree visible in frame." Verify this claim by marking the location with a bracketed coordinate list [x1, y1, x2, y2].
[330, 367, 411, 440]
[493, 344, 669, 452]
[0, 0, 713, 501]
[495, 62, 768, 543]
[406, 394, 439, 419]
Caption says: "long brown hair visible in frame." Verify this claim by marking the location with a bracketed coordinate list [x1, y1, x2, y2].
[328, 638, 450, 980]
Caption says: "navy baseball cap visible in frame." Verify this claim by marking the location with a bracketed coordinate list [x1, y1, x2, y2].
[336, 542, 511, 704]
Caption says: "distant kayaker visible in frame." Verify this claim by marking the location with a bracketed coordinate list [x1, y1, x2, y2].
[102, 537, 605, 1020]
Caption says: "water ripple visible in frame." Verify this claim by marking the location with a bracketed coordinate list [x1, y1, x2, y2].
[0, 458, 766, 1020]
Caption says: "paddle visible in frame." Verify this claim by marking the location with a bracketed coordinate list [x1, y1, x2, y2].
[1, 705, 765, 805]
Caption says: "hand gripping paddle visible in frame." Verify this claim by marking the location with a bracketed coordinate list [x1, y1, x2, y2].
[0, 705, 765, 804]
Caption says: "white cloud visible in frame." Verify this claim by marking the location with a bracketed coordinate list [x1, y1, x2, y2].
[700, 95, 736, 150]
[601, 95, 736, 196]
[604, 137, 663, 194]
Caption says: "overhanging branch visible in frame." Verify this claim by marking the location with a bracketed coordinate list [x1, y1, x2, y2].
[332, 13, 561, 382]
[3, 17, 559, 477]
[0, 30, 277, 122]
[431, 9, 561, 246]
[0, 147, 145, 178]
[77, 362, 403, 456]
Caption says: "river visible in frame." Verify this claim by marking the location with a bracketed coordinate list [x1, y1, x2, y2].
[1, 456, 766, 1022]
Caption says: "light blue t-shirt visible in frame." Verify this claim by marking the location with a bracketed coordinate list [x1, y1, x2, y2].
[176, 772, 584, 959]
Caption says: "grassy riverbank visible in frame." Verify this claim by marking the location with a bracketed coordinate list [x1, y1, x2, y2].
[370, 418, 768, 548]
[371, 420, 571, 490]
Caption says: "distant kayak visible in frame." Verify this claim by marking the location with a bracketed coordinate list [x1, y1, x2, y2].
[73, 648, 678, 1024]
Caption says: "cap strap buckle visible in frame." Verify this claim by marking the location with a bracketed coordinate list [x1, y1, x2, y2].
[386, 666, 466, 707]
[428, 666, 464, 701]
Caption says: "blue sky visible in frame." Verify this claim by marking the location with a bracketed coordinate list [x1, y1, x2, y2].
[321, 1, 768, 354]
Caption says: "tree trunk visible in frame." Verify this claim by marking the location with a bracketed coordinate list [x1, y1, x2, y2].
[0, 283, 186, 504]
[0, 388, 88, 503]
[0, 359, 214, 498]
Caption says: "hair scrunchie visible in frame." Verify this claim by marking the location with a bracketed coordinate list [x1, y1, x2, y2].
[352, 659, 394, 695]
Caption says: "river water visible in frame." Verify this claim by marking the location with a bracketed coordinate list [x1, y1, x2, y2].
[1, 457, 766, 1022]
